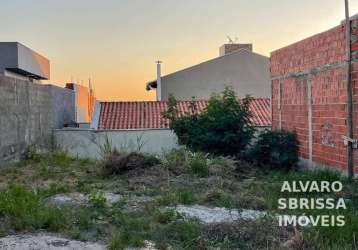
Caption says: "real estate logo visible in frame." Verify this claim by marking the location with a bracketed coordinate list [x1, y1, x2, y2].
[278, 181, 346, 227]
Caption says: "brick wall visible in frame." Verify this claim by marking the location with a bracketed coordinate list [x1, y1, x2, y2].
[271, 18, 358, 172]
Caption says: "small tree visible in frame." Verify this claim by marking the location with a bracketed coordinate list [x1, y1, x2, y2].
[163, 88, 255, 157]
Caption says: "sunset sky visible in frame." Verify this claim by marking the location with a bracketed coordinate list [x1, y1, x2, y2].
[1, 0, 358, 101]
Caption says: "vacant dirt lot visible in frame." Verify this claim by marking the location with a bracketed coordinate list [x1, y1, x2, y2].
[0, 149, 356, 249]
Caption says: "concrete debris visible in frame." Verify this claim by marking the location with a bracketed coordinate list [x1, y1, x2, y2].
[46, 192, 88, 207]
[173, 205, 267, 223]
[46, 192, 154, 208]
[0, 234, 106, 250]
[0, 234, 159, 250]
[46, 192, 121, 207]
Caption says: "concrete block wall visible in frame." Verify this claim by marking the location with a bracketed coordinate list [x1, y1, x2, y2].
[0, 75, 75, 162]
[271, 18, 358, 172]
[46, 85, 75, 129]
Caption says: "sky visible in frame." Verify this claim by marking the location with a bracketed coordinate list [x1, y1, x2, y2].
[1, 0, 358, 101]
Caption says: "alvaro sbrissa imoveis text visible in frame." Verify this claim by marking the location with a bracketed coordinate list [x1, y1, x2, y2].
[278, 181, 346, 227]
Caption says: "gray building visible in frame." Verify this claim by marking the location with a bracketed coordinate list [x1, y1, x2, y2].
[0, 42, 50, 81]
[146, 43, 270, 100]
[0, 42, 75, 162]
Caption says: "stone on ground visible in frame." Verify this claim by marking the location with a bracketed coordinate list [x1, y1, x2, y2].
[46, 192, 88, 206]
[0, 234, 105, 250]
[173, 205, 267, 223]
[46, 192, 124, 207]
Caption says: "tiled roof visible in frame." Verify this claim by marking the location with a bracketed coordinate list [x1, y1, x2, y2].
[97, 98, 271, 130]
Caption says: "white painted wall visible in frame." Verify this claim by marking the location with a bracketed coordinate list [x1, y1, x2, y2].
[54, 128, 178, 159]
[54, 127, 270, 160]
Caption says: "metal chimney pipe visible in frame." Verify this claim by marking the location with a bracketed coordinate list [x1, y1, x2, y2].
[156, 60, 162, 101]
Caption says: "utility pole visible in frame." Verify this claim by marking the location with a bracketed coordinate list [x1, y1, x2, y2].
[345, 0, 355, 179]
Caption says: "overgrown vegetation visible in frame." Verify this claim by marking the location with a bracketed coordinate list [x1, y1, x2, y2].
[0, 185, 67, 233]
[250, 129, 299, 170]
[0, 112, 354, 250]
[163, 87, 255, 157]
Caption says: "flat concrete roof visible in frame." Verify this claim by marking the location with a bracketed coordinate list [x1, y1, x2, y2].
[0, 42, 50, 80]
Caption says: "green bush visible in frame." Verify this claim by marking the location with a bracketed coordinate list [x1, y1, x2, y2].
[251, 130, 299, 170]
[163, 87, 255, 157]
[88, 190, 107, 208]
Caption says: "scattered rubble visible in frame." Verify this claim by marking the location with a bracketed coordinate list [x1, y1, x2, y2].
[173, 205, 267, 223]
[46, 192, 154, 209]
[0, 234, 159, 250]
[46, 192, 121, 207]
[46, 192, 88, 207]
[0, 234, 106, 250]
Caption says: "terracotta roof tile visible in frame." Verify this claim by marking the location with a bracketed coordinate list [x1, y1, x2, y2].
[98, 99, 271, 130]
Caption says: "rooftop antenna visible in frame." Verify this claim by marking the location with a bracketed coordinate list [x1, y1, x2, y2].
[88, 77, 92, 90]
[227, 36, 238, 44]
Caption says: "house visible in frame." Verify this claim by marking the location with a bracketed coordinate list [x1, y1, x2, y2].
[55, 98, 271, 159]
[0, 42, 75, 161]
[270, 15, 358, 172]
[0, 42, 49, 82]
[146, 43, 270, 101]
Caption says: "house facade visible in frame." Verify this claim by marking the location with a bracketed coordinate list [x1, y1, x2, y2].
[271, 16, 358, 172]
[146, 44, 270, 101]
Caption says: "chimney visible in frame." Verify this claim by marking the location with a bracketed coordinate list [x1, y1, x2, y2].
[219, 43, 253, 56]
[156, 61, 162, 101]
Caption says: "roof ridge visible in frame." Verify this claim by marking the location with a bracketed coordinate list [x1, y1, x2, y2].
[99, 98, 269, 104]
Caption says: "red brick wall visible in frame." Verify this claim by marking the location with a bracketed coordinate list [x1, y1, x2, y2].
[271, 19, 358, 171]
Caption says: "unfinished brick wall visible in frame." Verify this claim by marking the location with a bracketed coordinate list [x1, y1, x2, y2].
[271, 18, 358, 171]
